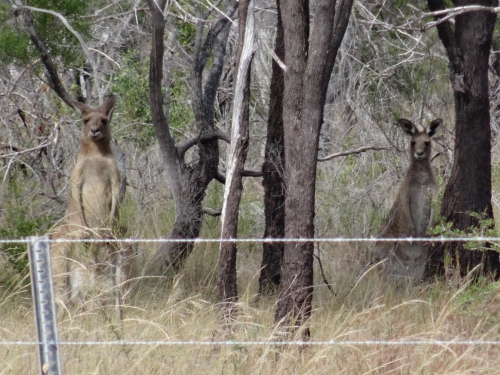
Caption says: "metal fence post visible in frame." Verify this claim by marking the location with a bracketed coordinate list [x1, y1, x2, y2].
[28, 235, 63, 375]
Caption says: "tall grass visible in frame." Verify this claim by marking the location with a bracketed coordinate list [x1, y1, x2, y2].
[2, 257, 500, 374]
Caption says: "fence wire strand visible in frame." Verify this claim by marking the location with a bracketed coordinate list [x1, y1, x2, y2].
[3, 340, 500, 346]
[1, 236, 500, 244]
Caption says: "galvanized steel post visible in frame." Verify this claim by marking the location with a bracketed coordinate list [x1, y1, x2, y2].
[28, 236, 63, 375]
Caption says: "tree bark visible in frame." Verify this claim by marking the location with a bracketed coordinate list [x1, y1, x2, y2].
[259, 0, 286, 296]
[145, 0, 238, 275]
[218, 0, 254, 320]
[427, 0, 500, 278]
[274, 0, 354, 338]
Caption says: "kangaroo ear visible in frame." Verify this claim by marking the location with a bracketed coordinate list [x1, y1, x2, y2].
[399, 119, 416, 136]
[72, 99, 92, 115]
[427, 118, 443, 138]
[98, 95, 117, 121]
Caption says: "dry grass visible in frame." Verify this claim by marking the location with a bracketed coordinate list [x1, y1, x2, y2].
[2, 246, 500, 375]
[3, 145, 500, 374]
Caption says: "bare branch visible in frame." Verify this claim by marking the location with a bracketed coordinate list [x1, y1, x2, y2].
[313, 247, 336, 297]
[431, 152, 442, 163]
[215, 172, 226, 184]
[0, 142, 50, 159]
[90, 8, 149, 23]
[318, 146, 389, 162]
[202, 207, 222, 216]
[203, 0, 233, 22]
[177, 130, 231, 158]
[198, 2, 238, 70]
[214, 169, 262, 184]
[242, 170, 263, 177]
[357, 3, 500, 34]
[422, 5, 500, 31]
[262, 38, 286, 72]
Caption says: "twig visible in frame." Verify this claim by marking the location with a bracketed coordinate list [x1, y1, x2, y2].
[0, 141, 50, 159]
[313, 244, 336, 297]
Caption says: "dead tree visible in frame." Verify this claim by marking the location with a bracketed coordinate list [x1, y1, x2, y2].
[218, 0, 255, 320]
[145, 0, 238, 275]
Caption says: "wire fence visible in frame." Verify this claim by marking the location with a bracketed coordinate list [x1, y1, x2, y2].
[1, 236, 500, 244]
[3, 340, 500, 346]
[2, 235, 500, 355]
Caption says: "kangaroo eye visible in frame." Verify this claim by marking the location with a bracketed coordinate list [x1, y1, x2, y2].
[425, 141, 430, 147]
[411, 141, 416, 146]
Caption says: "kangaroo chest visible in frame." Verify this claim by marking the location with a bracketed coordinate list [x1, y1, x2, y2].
[407, 170, 435, 237]
[75, 155, 120, 228]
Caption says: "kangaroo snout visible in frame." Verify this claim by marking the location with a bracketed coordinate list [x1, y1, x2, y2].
[89, 127, 101, 138]
[414, 149, 425, 159]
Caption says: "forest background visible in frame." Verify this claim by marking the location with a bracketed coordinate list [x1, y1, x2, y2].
[2, 0, 500, 374]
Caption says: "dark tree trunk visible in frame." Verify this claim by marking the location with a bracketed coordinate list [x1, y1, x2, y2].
[259, 0, 285, 296]
[274, 0, 353, 338]
[427, 0, 500, 278]
[145, 0, 238, 276]
[218, 0, 254, 319]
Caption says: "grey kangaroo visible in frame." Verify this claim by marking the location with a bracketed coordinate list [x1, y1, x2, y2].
[51, 95, 137, 312]
[373, 118, 443, 280]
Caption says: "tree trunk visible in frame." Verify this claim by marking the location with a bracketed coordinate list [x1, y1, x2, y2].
[218, 0, 254, 319]
[145, 0, 238, 276]
[427, 0, 500, 278]
[259, 0, 285, 296]
[274, 0, 353, 338]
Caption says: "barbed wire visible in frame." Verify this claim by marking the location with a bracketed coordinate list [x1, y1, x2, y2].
[2, 340, 500, 346]
[1, 236, 500, 244]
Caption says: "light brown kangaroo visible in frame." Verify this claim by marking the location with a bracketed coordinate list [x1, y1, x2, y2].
[373, 118, 443, 280]
[51, 95, 137, 312]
